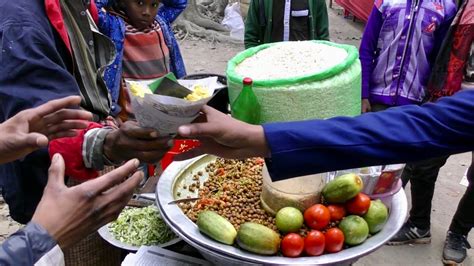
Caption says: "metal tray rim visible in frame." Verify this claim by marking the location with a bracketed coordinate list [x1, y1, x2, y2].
[156, 155, 408, 265]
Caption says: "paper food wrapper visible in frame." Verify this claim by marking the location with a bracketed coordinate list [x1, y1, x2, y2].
[129, 77, 221, 135]
[326, 164, 405, 195]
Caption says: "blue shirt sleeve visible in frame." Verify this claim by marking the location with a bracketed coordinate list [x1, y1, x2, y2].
[95, 0, 109, 9]
[158, 0, 187, 24]
[359, 6, 383, 99]
[263, 90, 474, 181]
[0, 222, 57, 265]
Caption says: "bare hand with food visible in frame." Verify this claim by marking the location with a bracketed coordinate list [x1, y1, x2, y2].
[176, 106, 270, 160]
[32, 154, 143, 249]
[0, 96, 92, 164]
[104, 121, 172, 164]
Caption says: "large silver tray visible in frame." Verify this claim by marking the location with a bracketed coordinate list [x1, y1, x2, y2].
[156, 155, 408, 265]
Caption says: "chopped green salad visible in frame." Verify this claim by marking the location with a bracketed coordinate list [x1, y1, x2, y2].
[109, 206, 176, 246]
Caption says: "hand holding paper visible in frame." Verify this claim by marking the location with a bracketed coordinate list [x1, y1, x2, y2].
[128, 76, 224, 135]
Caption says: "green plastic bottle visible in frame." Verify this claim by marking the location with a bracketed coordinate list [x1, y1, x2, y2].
[231, 77, 261, 124]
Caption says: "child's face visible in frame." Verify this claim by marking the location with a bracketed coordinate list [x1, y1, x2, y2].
[122, 0, 160, 29]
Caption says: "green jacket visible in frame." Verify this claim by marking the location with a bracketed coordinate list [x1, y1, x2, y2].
[244, 0, 330, 49]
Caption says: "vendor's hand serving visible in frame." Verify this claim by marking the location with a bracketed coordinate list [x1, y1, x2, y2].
[176, 106, 270, 160]
[0, 96, 92, 164]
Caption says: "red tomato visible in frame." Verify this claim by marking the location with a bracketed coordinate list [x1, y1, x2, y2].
[327, 204, 346, 221]
[304, 204, 330, 230]
[324, 228, 345, 253]
[304, 230, 325, 256]
[345, 193, 371, 215]
[281, 233, 305, 257]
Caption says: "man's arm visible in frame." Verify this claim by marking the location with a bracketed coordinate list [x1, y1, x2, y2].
[95, 0, 122, 38]
[49, 123, 106, 180]
[177, 90, 474, 180]
[0, 22, 107, 182]
[0, 223, 58, 265]
[0, 96, 91, 164]
[0, 156, 142, 265]
[0, 24, 81, 118]
[159, 0, 188, 24]
[263, 90, 474, 180]
[94, 0, 109, 10]
[359, 7, 383, 101]
[313, 0, 329, 40]
[0, 96, 142, 260]
[244, 0, 263, 49]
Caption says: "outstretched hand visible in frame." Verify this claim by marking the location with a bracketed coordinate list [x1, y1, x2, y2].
[176, 105, 270, 160]
[32, 154, 143, 249]
[0, 96, 92, 164]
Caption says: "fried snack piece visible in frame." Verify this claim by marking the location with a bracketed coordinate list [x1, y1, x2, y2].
[129, 82, 152, 98]
[184, 85, 210, 101]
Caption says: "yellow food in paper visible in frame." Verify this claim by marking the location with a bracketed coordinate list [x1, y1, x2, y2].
[185, 85, 210, 101]
[129, 82, 152, 98]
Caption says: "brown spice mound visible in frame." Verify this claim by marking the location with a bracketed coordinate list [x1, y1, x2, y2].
[179, 158, 277, 231]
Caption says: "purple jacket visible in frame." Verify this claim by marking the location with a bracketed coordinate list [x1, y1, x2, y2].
[360, 0, 457, 106]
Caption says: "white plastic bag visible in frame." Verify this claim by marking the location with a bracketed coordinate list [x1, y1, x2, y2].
[221, 2, 244, 41]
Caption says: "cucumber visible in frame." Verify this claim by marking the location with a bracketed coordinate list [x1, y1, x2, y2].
[197, 210, 237, 245]
[236, 222, 281, 255]
[322, 173, 363, 203]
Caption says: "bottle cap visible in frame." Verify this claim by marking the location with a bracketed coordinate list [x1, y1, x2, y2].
[243, 77, 253, 85]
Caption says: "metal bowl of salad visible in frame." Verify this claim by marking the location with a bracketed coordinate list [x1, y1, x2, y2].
[98, 205, 181, 251]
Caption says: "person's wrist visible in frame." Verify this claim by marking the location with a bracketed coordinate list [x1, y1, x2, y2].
[103, 130, 122, 164]
[23, 221, 62, 254]
[31, 214, 65, 248]
[248, 125, 270, 158]
[103, 150, 123, 166]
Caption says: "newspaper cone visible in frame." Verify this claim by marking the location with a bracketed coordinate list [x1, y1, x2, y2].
[128, 77, 222, 135]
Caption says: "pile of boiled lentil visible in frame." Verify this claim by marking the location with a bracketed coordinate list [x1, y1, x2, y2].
[178, 158, 277, 231]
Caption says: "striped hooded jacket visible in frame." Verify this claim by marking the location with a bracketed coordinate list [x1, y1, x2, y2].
[360, 0, 457, 106]
[95, 0, 187, 115]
